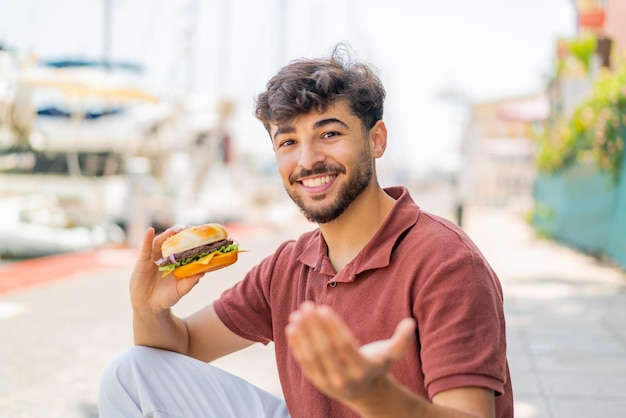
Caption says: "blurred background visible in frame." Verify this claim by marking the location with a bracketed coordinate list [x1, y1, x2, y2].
[0, 0, 585, 259]
[4, 0, 623, 264]
[2, 1, 626, 417]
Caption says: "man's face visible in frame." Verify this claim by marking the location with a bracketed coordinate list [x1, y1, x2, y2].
[270, 101, 375, 224]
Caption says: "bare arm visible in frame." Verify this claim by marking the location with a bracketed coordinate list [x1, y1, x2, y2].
[285, 302, 495, 418]
[130, 227, 253, 360]
[346, 378, 495, 418]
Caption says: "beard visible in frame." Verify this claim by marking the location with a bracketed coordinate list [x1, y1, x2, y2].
[285, 148, 374, 224]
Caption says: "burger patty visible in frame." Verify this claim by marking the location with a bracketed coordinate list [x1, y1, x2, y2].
[157, 238, 233, 267]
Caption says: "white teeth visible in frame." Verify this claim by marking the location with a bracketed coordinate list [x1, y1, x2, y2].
[302, 175, 333, 188]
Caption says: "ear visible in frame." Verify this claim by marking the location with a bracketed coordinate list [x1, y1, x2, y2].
[369, 120, 387, 158]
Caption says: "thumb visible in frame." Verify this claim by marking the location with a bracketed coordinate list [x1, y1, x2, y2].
[390, 318, 417, 357]
[360, 317, 416, 363]
[139, 227, 156, 261]
[132, 227, 157, 276]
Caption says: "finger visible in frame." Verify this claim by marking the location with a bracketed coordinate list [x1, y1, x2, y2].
[138, 227, 156, 261]
[288, 304, 361, 388]
[313, 306, 368, 379]
[152, 226, 184, 259]
[286, 306, 337, 386]
[176, 275, 202, 298]
[286, 308, 321, 369]
[316, 305, 360, 347]
[291, 303, 354, 341]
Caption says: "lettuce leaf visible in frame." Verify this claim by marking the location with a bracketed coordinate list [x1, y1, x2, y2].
[158, 243, 241, 275]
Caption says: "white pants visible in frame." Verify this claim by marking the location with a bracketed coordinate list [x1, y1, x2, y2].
[99, 346, 291, 418]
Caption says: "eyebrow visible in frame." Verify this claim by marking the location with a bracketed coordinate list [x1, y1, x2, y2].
[272, 118, 350, 141]
[314, 118, 350, 130]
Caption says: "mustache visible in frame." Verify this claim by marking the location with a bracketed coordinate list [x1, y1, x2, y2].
[289, 163, 346, 184]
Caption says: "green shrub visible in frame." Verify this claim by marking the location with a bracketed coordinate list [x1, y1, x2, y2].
[537, 54, 626, 182]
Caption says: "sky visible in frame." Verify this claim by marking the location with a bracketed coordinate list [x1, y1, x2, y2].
[0, 0, 576, 178]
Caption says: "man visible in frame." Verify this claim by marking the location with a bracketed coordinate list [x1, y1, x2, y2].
[99, 47, 514, 418]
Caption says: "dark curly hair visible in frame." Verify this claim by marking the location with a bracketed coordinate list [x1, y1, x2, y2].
[254, 45, 385, 135]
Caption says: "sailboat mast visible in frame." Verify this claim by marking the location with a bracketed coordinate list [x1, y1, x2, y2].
[103, 0, 112, 71]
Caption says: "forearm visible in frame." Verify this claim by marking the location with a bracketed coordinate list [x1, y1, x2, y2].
[133, 307, 190, 354]
[348, 375, 486, 418]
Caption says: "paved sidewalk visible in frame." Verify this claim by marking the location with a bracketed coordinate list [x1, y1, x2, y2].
[463, 206, 626, 418]
[0, 204, 625, 417]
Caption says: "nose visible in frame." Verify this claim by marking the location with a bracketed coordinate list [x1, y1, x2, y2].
[297, 140, 324, 170]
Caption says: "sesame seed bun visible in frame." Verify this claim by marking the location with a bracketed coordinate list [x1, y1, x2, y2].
[161, 223, 228, 258]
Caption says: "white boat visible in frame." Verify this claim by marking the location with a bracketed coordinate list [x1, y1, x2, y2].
[0, 193, 125, 259]
[0, 52, 255, 257]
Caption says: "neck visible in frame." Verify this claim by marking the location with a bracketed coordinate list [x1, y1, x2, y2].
[319, 183, 396, 272]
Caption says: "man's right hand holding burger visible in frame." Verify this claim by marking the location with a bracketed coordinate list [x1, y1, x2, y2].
[129, 224, 240, 354]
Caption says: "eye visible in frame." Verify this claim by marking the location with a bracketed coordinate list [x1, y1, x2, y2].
[322, 131, 340, 139]
[277, 138, 296, 148]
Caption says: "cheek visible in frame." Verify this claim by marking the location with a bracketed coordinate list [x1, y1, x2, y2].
[275, 154, 295, 182]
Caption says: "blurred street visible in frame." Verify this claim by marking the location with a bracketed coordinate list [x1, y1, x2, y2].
[1, 184, 625, 418]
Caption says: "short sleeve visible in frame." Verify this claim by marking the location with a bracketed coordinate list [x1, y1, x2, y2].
[415, 247, 508, 398]
[214, 240, 295, 345]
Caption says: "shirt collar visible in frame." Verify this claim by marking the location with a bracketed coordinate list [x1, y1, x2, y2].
[297, 186, 420, 275]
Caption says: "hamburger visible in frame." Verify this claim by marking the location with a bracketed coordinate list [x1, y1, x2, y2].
[155, 223, 240, 279]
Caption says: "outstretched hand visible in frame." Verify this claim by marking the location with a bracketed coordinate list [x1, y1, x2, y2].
[129, 227, 203, 314]
[285, 302, 416, 406]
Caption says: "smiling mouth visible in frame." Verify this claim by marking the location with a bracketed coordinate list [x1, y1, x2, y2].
[301, 175, 336, 188]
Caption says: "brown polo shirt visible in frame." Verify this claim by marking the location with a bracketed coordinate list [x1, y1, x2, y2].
[215, 186, 513, 418]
